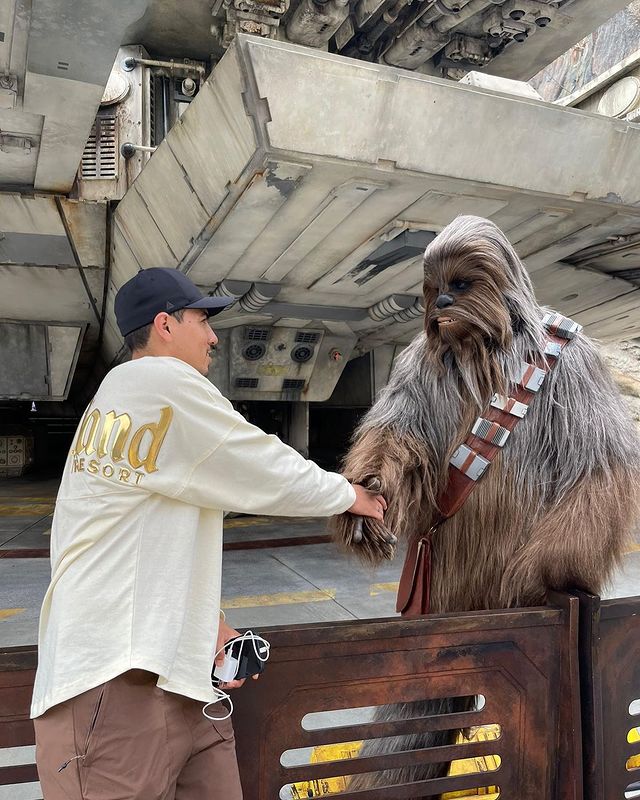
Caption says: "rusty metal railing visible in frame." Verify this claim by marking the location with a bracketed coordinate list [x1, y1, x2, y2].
[578, 592, 640, 800]
[0, 595, 600, 800]
[231, 598, 581, 799]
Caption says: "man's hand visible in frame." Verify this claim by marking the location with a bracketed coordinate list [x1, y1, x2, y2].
[347, 483, 387, 521]
[215, 618, 260, 690]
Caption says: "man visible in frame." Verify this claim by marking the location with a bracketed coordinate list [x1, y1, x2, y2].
[32, 267, 387, 800]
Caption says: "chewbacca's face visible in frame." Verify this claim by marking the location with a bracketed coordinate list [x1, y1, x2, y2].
[422, 251, 513, 356]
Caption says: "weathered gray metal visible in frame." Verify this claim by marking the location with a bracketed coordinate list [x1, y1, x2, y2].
[104, 34, 640, 400]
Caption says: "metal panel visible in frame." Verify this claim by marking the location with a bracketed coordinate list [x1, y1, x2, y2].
[162, 43, 258, 216]
[242, 37, 640, 206]
[0, 232, 74, 266]
[231, 603, 579, 799]
[0, 265, 100, 324]
[0, 194, 64, 236]
[57, 198, 107, 268]
[532, 263, 638, 317]
[578, 592, 640, 800]
[261, 180, 383, 283]
[22, 0, 148, 192]
[0, 322, 48, 398]
[113, 190, 178, 267]
[189, 162, 312, 283]
[47, 324, 83, 398]
[131, 144, 210, 263]
[0, 111, 41, 186]
[575, 290, 640, 341]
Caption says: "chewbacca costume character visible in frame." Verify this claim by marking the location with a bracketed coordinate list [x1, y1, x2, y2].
[331, 215, 640, 794]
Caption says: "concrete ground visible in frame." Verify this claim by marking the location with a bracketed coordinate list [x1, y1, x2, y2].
[1, 477, 638, 799]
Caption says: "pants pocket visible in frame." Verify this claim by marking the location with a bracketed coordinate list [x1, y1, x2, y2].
[80, 672, 170, 800]
[209, 704, 235, 742]
[81, 684, 108, 767]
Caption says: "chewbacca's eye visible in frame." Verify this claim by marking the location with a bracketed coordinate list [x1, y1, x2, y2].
[450, 280, 471, 292]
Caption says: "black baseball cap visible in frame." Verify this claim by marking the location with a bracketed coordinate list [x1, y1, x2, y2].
[115, 268, 235, 337]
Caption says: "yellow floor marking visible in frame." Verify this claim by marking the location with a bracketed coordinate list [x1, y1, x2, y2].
[0, 504, 54, 516]
[222, 589, 336, 609]
[0, 609, 25, 621]
[626, 542, 640, 554]
[223, 517, 271, 529]
[370, 581, 399, 596]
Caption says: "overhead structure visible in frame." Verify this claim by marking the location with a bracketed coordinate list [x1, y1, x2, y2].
[0, 193, 106, 401]
[0, 0, 148, 193]
[106, 36, 640, 400]
[1, 0, 639, 405]
[125, 0, 633, 83]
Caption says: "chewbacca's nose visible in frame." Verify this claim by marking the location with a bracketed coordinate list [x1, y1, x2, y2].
[435, 293, 454, 309]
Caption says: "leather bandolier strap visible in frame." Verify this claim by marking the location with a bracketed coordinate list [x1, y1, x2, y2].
[396, 313, 582, 617]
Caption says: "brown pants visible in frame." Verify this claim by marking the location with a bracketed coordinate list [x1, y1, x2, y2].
[34, 670, 243, 800]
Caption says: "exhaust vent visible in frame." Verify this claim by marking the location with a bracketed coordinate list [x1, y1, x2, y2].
[81, 113, 118, 179]
[242, 342, 266, 361]
[291, 344, 314, 363]
[235, 377, 259, 388]
[245, 327, 269, 341]
[294, 331, 320, 344]
[282, 379, 306, 391]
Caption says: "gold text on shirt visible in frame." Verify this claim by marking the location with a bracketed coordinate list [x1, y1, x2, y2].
[72, 406, 174, 474]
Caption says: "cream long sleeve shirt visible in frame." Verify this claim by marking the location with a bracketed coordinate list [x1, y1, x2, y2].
[31, 356, 356, 718]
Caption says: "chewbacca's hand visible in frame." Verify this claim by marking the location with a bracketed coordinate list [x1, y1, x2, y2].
[331, 477, 398, 564]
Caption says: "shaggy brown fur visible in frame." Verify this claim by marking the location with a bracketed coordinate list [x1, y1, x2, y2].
[330, 215, 640, 796]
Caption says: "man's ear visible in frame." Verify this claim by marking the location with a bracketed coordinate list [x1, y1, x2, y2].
[152, 312, 173, 342]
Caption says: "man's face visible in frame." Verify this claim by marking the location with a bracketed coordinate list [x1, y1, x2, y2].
[166, 308, 218, 376]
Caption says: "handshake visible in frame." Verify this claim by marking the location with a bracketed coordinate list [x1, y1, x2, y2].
[338, 477, 398, 563]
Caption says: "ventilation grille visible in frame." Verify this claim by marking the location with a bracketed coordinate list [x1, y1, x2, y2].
[149, 74, 157, 146]
[235, 377, 259, 389]
[295, 331, 320, 344]
[245, 327, 269, 341]
[81, 114, 118, 179]
[282, 379, 306, 391]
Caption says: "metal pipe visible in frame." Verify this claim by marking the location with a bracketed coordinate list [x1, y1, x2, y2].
[122, 56, 205, 75]
[368, 295, 415, 321]
[383, 0, 440, 50]
[392, 298, 425, 323]
[121, 143, 158, 158]
[239, 283, 281, 313]
[345, 0, 414, 58]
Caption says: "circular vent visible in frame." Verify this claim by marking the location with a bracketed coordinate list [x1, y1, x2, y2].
[242, 342, 266, 361]
[291, 345, 314, 363]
